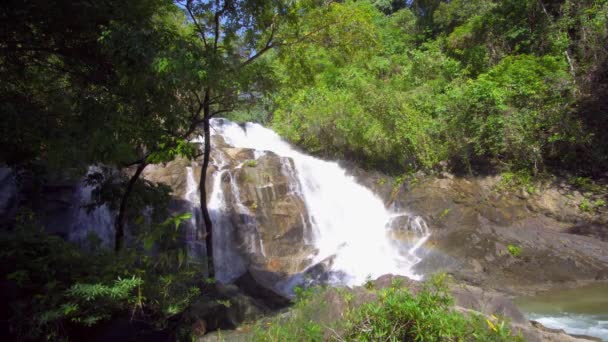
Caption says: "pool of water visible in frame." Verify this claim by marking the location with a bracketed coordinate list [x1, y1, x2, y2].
[515, 283, 608, 341]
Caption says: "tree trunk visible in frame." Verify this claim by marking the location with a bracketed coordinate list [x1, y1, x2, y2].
[115, 162, 147, 252]
[200, 93, 215, 278]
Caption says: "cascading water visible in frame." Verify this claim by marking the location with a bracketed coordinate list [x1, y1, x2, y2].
[207, 118, 431, 287]
[184, 166, 206, 262]
[206, 151, 248, 282]
[69, 169, 114, 249]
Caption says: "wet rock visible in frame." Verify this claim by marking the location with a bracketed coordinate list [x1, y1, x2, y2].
[346, 167, 608, 295]
[234, 271, 291, 310]
[228, 152, 314, 288]
[568, 222, 608, 242]
[146, 143, 315, 294]
[185, 283, 269, 333]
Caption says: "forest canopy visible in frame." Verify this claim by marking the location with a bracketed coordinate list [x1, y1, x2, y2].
[266, 0, 608, 176]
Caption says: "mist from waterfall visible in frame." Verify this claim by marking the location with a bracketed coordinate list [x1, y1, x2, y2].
[208, 118, 431, 287]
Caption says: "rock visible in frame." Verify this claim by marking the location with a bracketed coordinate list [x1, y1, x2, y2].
[191, 320, 207, 338]
[450, 284, 527, 324]
[142, 157, 192, 199]
[197, 328, 253, 342]
[226, 152, 314, 290]
[567, 222, 608, 242]
[234, 271, 291, 310]
[144, 143, 315, 294]
[185, 283, 269, 333]
[345, 167, 608, 295]
[531, 187, 584, 222]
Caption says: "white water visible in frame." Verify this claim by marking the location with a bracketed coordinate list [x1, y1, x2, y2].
[529, 314, 608, 341]
[517, 284, 608, 341]
[209, 118, 430, 286]
[207, 163, 248, 282]
[69, 169, 114, 249]
[184, 167, 206, 262]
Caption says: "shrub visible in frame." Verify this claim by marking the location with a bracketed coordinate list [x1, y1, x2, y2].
[1, 210, 206, 340]
[507, 244, 522, 257]
[244, 160, 258, 167]
[495, 169, 536, 194]
[253, 274, 522, 341]
[252, 286, 326, 342]
[342, 274, 519, 341]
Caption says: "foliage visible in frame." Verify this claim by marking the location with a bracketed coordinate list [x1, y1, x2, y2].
[342, 274, 519, 341]
[0, 209, 205, 341]
[495, 169, 536, 194]
[0, 0, 196, 171]
[252, 286, 326, 341]
[39, 276, 144, 330]
[269, 0, 608, 177]
[507, 244, 523, 257]
[253, 274, 522, 341]
[580, 198, 606, 213]
[244, 160, 259, 168]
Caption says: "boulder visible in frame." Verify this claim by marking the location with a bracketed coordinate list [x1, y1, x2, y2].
[225, 151, 314, 290]
[144, 144, 315, 294]
[185, 283, 269, 334]
[142, 157, 192, 199]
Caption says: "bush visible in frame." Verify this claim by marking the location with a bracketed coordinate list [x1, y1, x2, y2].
[1, 209, 206, 341]
[342, 275, 519, 341]
[446, 55, 580, 172]
[253, 275, 522, 341]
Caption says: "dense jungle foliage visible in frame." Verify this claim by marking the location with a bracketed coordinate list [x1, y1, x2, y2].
[267, 0, 608, 176]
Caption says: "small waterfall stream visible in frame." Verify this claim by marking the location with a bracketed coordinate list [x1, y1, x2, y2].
[203, 150, 249, 282]
[207, 119, 431, 287]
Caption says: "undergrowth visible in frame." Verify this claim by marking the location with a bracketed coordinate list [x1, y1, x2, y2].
[253, 274, 523, 341]
[0, 209, 205, 341]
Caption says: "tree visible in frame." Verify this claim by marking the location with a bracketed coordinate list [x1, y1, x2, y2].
[0, 0, 201, 250]
[178, 0, 297, 278]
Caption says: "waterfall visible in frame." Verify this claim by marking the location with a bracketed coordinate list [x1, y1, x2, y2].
[184, 166, 205, 262]
[69, 169, 114, 249]
[206, 152, 247, 282]
[208, 119, 431, 287]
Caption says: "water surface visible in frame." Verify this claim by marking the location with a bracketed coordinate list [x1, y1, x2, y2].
[516, 283, 608, 341]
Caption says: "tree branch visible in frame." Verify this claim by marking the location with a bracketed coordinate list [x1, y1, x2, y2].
[213, 0, 228, 50]
[184, 0, 208, 48]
